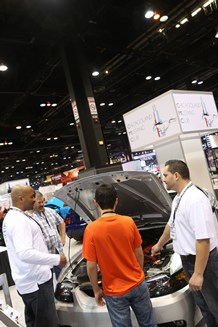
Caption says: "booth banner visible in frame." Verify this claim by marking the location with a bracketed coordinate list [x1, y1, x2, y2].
[123, 92, 181, 151]
[173, 92, 218, 132]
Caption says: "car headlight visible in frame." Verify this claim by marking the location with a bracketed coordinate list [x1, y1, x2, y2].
[146, 270, 187, 297]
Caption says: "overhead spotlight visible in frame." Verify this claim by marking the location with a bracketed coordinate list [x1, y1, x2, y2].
[40, 103, 46, 107]
[160, 15, 168, 22]
[92, 71, 99, 76]
[105, 70, 109, 74]
[180, 18, 188, 24]
[203, 0, 214, 7]
[108, 103, 114, 106]
[51, 103, 57, 107]
[153, 13, 160, 20]
[191, 8, 202, 17]
[0, 62, 8, 71]
[16, 126, 22, 129]
[192, 80, 198, 84]
[175, 24, 181, 28]
[146, 75, 152, 80]
[198, 81, 204, 84]
[100, 103, 105, 106]
[69, 122, 74, 126]
[26, 125, 31, 129]
[144, 10, 154, 19]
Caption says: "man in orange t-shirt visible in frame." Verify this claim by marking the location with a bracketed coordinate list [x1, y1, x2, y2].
[82, 183, 156, 327]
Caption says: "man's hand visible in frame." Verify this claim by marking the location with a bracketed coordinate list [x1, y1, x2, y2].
[94, 287, 105, 306]
[151, 244, 161, 256]
[59, 254, 67, 267]
[189, 272, 204, 292]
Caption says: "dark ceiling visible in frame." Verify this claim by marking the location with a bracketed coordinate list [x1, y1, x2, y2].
[0, 0, 218, 186]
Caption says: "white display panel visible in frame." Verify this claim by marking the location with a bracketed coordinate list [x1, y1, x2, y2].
[123, 92, 181, 151]
[173, 92, 218, 132]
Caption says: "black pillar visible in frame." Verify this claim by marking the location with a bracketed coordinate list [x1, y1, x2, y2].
[61, 39, 109, 169]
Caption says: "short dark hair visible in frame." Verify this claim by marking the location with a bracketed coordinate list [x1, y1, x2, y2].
[95, 184, 117, 209]
[165, 160, 190, 180]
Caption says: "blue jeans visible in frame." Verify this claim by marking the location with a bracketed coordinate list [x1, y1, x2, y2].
[104, 280, 157, 327]
[19, 278, 59, 327]
[181, 248, 218, 327]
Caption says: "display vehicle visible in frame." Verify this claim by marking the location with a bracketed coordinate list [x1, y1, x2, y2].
[54, 171, 202, 327]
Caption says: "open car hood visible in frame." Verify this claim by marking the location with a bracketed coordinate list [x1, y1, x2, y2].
[55, 171, 172, 224]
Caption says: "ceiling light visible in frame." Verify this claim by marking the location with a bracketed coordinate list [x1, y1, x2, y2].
[154, 76, 161, 80]
[65, 146, 69, 149]
[16, 126, 22, 129]
[0, 63, 8, 71]
[47, 102, 51, 107]
[53, 137, 58, 140]
[108, 103, 114, 106]
[175, 24, 180, 28]
[26, 125, 31, 129]
[145, 10, 154, 19]
[153, 13, 160, 20]
[160, 15, 168, 22]
[198, 81, 203, 84]
[92, 71, 99, 76]
[215, 31, 218, 38]
[191, 8, 202, 16]
[100, 103, 105, 106]
[159, 28, 164, 33]
[47, 138, 51, 140]
[203, 0, 214, 7]
[8, 142, 13, 145]
[51, 103, 57, 107]
[146, 75, 152, 80]
[192, 80, 197, 84]
[180, 18, 188, 24]
[105, 70, 109, 74]
[16, 160, 20, 162]
[36, 150, 40, 153]
[0, 143, 4, 146]
[112, 120, 116, 124]
[69, 122, 74, 126]
[40, 103, 46, 107]
[118, 120, 122, 123]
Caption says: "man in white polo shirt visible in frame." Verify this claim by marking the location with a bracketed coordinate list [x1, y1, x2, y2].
[3, 184, 67, 327]
[152, 160, 218, 327]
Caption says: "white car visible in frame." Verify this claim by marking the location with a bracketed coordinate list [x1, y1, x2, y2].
[54, 170, 203, 327]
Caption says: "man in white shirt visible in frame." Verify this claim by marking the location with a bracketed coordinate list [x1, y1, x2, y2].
[151, 160, 218, 327]
[3, 185, 67, 327]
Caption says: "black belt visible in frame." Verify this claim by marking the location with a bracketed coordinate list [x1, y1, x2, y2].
[180, 247, 217, 260]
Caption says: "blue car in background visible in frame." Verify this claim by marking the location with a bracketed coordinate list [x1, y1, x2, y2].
[45, 196, 87, 241]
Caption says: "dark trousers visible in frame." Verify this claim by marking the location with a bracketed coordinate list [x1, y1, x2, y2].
[181, 248, 218, 327]
[19, 278, 59, 327]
